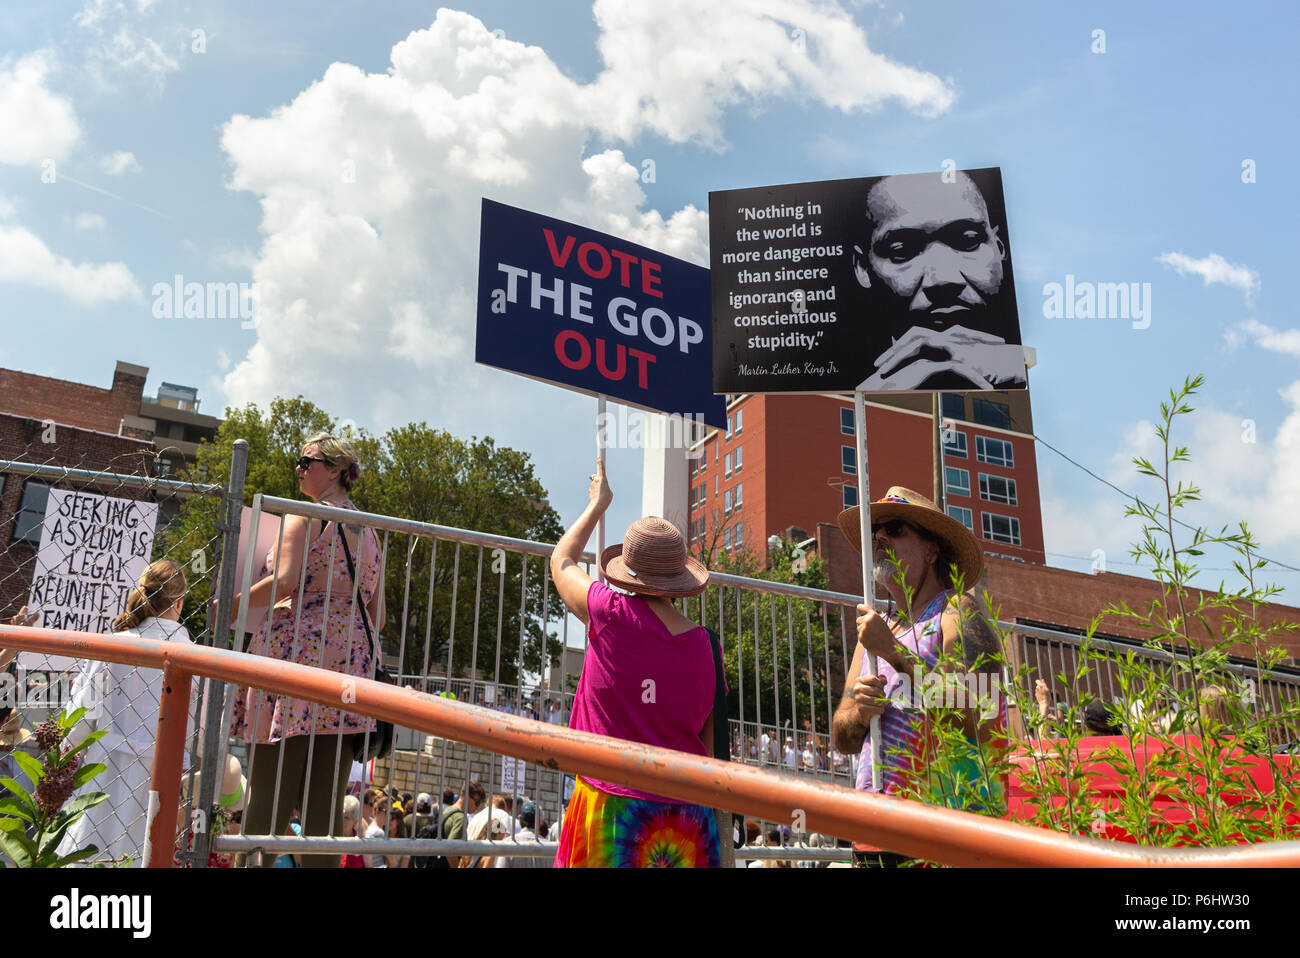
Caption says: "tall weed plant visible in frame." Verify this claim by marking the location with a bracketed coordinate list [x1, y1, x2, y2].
[886, 376, 1299, 853]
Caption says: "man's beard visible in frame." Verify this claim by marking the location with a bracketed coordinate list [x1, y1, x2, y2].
[872, 554, 904, 594]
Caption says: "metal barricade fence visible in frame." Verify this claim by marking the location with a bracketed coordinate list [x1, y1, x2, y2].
[1011, 621, 1300, 744]
[0, 440, 248, 867]
[206, 495, 875, 864]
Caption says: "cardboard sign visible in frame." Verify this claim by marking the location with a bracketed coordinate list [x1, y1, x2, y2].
[231, 505, 289, 637]
[23, 489, 159, 671]
[476, 198, 727, 428]
[500, 754, 526, 794]
[709, 167, 1026, 394]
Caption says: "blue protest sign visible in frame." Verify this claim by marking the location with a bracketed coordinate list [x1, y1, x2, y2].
[476, 199, 726, 429]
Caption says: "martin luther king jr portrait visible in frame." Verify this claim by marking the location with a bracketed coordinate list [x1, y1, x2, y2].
[847, 168, 1027, 391]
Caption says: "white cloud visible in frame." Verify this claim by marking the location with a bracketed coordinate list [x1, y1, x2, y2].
[0, 223, 140, 305]
[220, 5, 952, 429]
[74, 0, 183, 91]
[73, 211, 107, 231]
[99, 150, 141, 175]
[0, 52, 80, 165]
[1043, 392, 1300, 599]
[1226, 318, 1300, 359]
[584, 0, 954, 147]
[1157, 251, 1260, 302]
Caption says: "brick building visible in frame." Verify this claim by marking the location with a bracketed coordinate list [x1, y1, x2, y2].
[0, 360, 223, 619]
[687, 389, 1043, 567]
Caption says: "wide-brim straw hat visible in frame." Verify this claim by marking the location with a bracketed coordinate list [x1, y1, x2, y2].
[837, 486, 984, 588]
[600, 516, 709, 598]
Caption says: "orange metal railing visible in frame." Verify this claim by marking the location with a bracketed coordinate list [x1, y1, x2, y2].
[4, 622, 1300, 868]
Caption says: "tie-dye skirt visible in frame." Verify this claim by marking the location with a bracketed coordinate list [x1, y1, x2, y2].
[554, 777, 721, 868]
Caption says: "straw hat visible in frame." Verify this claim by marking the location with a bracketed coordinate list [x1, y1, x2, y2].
[837, 486, 983, 588]
[600, 517, 709, 598]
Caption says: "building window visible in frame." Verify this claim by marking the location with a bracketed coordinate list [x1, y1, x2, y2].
[982, 512, 1021, 546]
[735, 408, 743, 433]
[726, 415, 733, 439]
[840, 407, 854, 436]
[979, 473, 1018, 506]
[690, 455, 698, 477]
[976, 436, 1014, 468]
[944, 429, 967, 459]
[724, 489, 732, 514]
[972, 398, 1011, 430]
[733, 524, 743, 548]
[724, 452, 732, 477]
[715, 442, 719, 464]
[734, 483, 743, 508]
[841, 445, 856, 475]
[733, 446, 742, 472]
[947, 505, 973, 530]
[715, 475, 718, 496]
[941, 393, 964, 421]
[842, 484, 858, 509]
[13, 480, 50, 545]
[945, 467, 970, 498]
[724, 527, 733, 550]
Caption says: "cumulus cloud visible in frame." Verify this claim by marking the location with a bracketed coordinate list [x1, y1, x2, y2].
[220, 4, 952, 432]
[1225, 318, 1300, 359]
[0, 53, 80, 165]
[584, 0, 955, 146]
[1157, 251, 1260, 302]
[0, 222, 140, 304]
[99, 150, 141, 174]
[73, 211, 107, 231]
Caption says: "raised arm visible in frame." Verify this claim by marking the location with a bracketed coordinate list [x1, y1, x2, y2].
[549, 458, 612, 626]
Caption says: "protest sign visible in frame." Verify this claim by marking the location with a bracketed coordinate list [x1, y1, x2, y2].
[476, 198, 726, 429]
[500, 754, 527, 795]
[23, 489, 159, 671]
[710, 167, 1025, 394]
[231, 505, 286, 638]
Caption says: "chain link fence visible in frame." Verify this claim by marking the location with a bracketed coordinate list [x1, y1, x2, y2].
[0, 439, 247, 867]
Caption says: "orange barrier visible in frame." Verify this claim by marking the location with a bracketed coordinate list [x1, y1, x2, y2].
[5, 622, 1300, 868]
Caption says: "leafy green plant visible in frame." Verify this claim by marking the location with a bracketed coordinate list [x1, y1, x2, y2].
[0, 708, 109, 868]
[893, 375, 1300, 856]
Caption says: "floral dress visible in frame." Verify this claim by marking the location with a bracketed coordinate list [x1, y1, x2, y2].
[231, 504, 381, 743]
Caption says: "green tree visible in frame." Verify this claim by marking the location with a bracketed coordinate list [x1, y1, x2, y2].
[159, 400, 565, 688]
[688, 534, 845, 740]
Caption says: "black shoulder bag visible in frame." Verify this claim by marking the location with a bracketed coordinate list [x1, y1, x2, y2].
[333, 520, 395, 763]
[705, 627, 743, 845]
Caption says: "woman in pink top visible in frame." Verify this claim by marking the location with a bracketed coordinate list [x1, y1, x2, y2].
[550, 458, 721, 868]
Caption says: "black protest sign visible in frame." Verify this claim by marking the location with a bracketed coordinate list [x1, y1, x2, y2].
[709, 167, 1026, 394]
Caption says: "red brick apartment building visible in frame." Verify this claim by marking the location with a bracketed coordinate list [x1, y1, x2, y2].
[0, 360, 222, 618]
[688, 390, 1043, 568]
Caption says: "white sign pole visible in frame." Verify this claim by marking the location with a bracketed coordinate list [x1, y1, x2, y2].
[853, 391, 882, 791]
[596, 395, 607, 582]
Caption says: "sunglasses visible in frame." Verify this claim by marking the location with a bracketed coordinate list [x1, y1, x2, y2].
[296, 456, 328, 471]
[871, 519, 914, 539]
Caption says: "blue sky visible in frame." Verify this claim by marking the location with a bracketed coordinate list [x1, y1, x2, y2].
[3, 0, 1298, 603]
